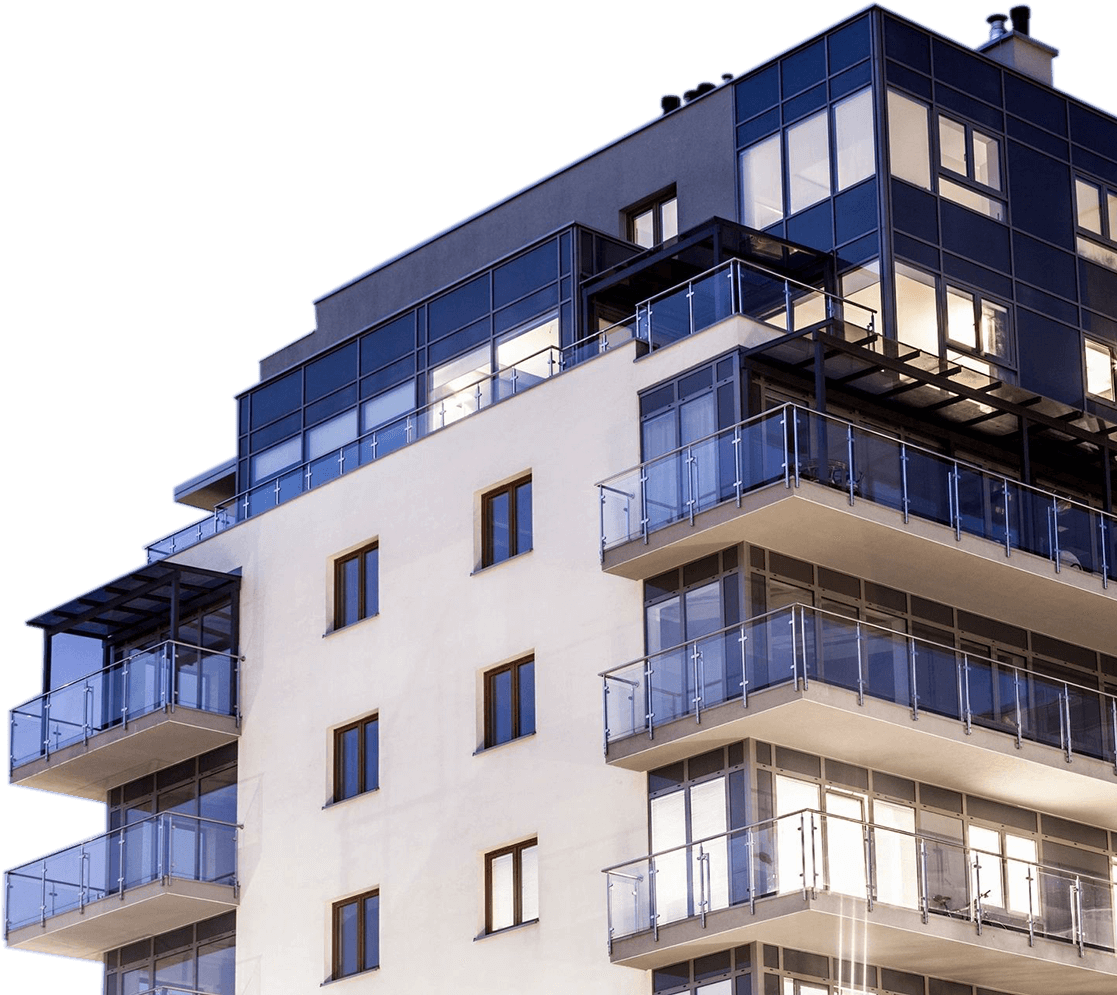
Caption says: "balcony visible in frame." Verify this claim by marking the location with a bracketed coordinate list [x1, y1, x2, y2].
[604, 809, 1117, 994]
[602, 605, 1117, 825]
[10, 641, 240, 800]
[598, 404, 1116, 647]
[4, 813, 238, 959]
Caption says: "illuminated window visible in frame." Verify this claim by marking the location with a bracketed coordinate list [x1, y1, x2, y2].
[628, 191, 679, 248]
[1085, 338, 1117, 402]
[887, 89, 930, 190]
[1075, 177, 1117, 272]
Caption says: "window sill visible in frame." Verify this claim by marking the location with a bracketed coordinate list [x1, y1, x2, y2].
[471, 548, 533, 576]
[321, 966, 379, 986]
[323, 612, 380, 639]
[473, 730, 537, 756]
[473, 918, 539, 942]
[322, 787, 380, 810]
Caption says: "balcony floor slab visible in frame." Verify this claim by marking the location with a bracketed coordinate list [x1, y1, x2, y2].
[10, 709, 239, 800]
[602, 480, 1115, 653]
[606, 683, 1116, 827]
[5, 877, 237, 960]
[610, 890, 1117, 995]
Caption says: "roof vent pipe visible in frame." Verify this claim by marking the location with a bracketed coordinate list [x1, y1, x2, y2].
[987, 13, 1008, 39]
[661, 95, 681, 114]
[1010, 5, 1030, 35]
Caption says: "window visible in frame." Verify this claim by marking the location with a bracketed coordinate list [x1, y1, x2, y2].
[1075, 177, 1117, 272]
[485, 657, 535, 747]
[628, 191, 678, 248]
[332, 890, 379, 978]
[944, 285, 1012, 375]
[936, 113, 1004, 220]
[1085, 338, 1117, 402]
[334, 714, 378, 801]
[486, 839, 538, 932]
[334, 542, 379, 628]
[482, 476, 532, 566]
[887, 89, 930, 189]
[740, 88, 874, 228]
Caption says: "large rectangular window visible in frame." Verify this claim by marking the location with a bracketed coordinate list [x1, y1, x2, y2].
[334, 714, 378, 801]
[486, 839, 538, 933]
[1075, 176, 1117, 272]
[333, 890, 379, 978]
[787, 111, 830, 213]
[485, 657, 535, 748]
[834, 87, 874, 191]
[482, 476, 532, 566]
[1085, 338, 1117, 402]
[887, 89, 930, 190]
[335, 542, 379, 629]
[740, 134, 783, 229]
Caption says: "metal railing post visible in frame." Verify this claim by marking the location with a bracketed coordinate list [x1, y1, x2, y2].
[847, 423, 855, 506]
[961, 654, 972, 734]
[856, 621, 865, 706]
[792, 408, 801, 487]
[650, 860, 659, 941]
[1003, 479, 1012, 556]
[605, 877, 614, 954]
[919, 838, 929, 923]
[810, 813, 819, 896]
[39, 863, 47, 927]
[733, 425, 743, 507]
[1074, 876, 1085, 955]
[644, 660, 655, 742]
[747, 827, 757, 914]
[799, 813, 808, 899]
[687, 283, 695, 338]
[1014, 671, 1023, 749]
[1026, 866, 1035, 947]
[1063, 685, 1073, 763]
[79, 845, 87, 914]
[42, 699, 51, 761]
[1100, 517, 1109, 590]
[1051, 497, 1061, 573]
[864, 823, 876, 911]
[789, 609, 799, 689]
[686, 445, 696, 525]
[122, 660, 130, 730]
[1111, 697, 1117, 775]
[739, 625, 749, 709]
[782, 411, 791, 488]
[598, 487, 606, 562]
[117, 831, 126, 899]
[901, 443, 910, 523]
[950, 464, 962, 540]
[601, 679, 609, 757]
[157, 816, 165, 881]
[640, 468, 649, 544]
[691, 641, 702, 723]
[973, 854, 984, 934]
[698, 843, 708, 927]
[909, 639, 919, 720]
[83, 683, 92, 746]
[168, 644, 177, 713]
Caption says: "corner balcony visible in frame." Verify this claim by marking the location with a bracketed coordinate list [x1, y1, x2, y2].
[10, 642, 240, 800]
[4, 813, 238, 959]
[604, 810, 1117, 994]
[602, 605, 1117, 826]
[598, 404, 1116, 649]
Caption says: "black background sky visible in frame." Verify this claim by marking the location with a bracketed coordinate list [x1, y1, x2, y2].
[10, 7, 1108, 987]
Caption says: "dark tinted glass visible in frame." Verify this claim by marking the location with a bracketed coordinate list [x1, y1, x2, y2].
[735, 64, 779, 121]
[360, 354, 415, 399]
[942, 253, 1012, 299]
[488, 491, 510, 563]
[932, 39, 1000, 105]
[885, 18, 930, 72]
[736, 107, 780, 147]
[340, 727, 359, 799]
[493, 284, 558, 335]
[787, 201, 833, 252]
[428, 317, 489, 365]
[494, 240, 557, 308]
[1008, 143, 1073, 248]
[940, 203, 1010, 272]
[516, 481, 532, 553]
[1070, 103, 1117, 161]
[934, 83, 1003, 132]
[694, 950, 731, 980]
[360, 313, 414, 375]
[1005, 74, 1066, 135]
[782, 40, 826, 97]
[653, 963, 690, 990]
[1007, 115, 1068, 159]
[305, 342, 358, 402]
[250, 371, 300, 429]
[886, 59, 932, 100]
[827, 15, 870, 73]
[364, 719, 378, 791]
[337, 902, 357, 976]
[893, 233, 939, 271]
[783, 82, 827, 124]
[891, 181, 938, 242]
[490, 669, 513, 744]
[362, 895, 379, 970]
[834, 179, 876, 244]
[1017, 309, 1082, 405]
[342, 557, 359, 627]
[1081, 258, 1117, 321]
[429, 275, 490, 340]
[1012, 231, 1077, 300]
[305, 384, 358, 428]
[250, 411, 300, 452]
[1016, 283, 1078, 325]
[829, 60, 871, 100]
[363, 547, 379, 618]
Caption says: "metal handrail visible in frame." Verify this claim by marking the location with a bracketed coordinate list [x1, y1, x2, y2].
[10, 639, 238, 711]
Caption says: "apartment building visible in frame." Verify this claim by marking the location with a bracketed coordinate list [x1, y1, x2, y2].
[5, 6, 1117, 995]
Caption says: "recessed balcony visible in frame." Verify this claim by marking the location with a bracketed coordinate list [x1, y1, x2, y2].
[4, 813, 238, 959]
[602, 604, 1117, 826]
[597, 405, 1116, 649]
[604, 808, 1117, 995]
[10, 641, 240, 800]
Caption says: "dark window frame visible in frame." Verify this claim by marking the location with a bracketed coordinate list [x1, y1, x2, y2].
[333, 713, 379, 801]
[334, 542, 379, 629]
[482, 476, 532, 567]
[625, 188, 679, 248]
[332, 889, 379, 979]
[942, 281, 1016, 375]
[484, 656, 535, 748]
[485, 838, 538, 934]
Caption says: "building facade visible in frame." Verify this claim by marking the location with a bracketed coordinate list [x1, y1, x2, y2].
[6, 6, 1117, 995]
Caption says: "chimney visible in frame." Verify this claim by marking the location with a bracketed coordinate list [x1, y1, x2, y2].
[661, 95, 681, 115]
[974, 5, 1058, 85]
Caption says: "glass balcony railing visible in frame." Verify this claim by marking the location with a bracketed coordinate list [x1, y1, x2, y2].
[4, 813, 237, 936]
[632, 256, 875, 352]
[602, 603, 1117, 769]
[146, 331, 634, 562]
[598, 404, 1117, 589]
[9, 641, 239, 772]
[604, 808, 1116, 956]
